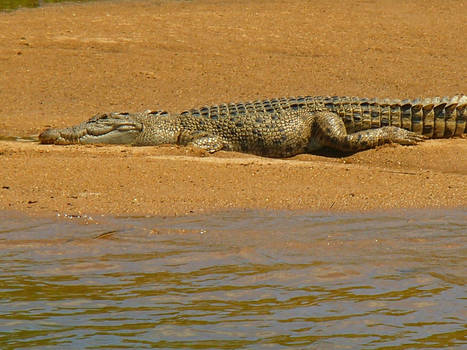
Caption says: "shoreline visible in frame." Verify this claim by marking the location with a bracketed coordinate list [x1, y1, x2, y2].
[1, 0, 465, 217]
[1, 139, 465, 217]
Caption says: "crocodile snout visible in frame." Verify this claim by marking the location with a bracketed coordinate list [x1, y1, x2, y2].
[39, 128, 61, 144]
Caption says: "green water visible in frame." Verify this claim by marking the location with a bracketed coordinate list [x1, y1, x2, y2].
[0, 209, 466, 348]
[0, 0, 93, 11]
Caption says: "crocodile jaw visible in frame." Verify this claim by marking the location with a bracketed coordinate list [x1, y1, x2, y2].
[39, 128, 142, 145]
[39, 113, 143, 145]
[78, 129, 142, 144]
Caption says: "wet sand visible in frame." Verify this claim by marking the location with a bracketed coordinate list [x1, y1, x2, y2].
[0, 0, 466, 216]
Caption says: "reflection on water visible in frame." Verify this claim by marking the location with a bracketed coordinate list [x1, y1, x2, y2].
[0, 209, 466, 349]
[0, 0, 93, 11]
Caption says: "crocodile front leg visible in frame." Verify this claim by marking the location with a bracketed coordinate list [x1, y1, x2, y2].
[178, 130, 229, 153]
[310, 111, 426, 153]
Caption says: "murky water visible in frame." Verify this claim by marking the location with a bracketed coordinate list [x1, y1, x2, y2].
[0, 209, 466, 349]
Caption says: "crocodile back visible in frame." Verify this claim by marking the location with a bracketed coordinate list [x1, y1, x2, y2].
[179, 97, 322, 120]
[178, 95, 467, 138]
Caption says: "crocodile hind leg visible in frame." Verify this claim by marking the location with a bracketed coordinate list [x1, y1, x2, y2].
[309, 111, 426, 153]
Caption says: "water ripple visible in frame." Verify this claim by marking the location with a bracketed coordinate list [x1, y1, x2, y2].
[0, 209, 466, 349]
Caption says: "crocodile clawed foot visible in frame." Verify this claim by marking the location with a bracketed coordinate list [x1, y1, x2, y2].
[392, 129, 427, 145]
[398, 130, 427, 145]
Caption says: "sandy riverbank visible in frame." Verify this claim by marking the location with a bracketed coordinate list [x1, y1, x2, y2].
[0, 0, 465, 216]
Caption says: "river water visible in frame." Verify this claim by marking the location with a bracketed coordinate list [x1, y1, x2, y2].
[0, 209, 466, 349]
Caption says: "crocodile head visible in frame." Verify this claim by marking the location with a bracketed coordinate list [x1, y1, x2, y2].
[39, 112, 144, 145]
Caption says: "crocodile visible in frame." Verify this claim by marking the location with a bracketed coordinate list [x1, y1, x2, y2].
[39, 95, 466, 158]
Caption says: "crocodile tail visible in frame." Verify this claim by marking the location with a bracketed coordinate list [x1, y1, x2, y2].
[318, 95, 467, 138]
[406, 95, 467, 138]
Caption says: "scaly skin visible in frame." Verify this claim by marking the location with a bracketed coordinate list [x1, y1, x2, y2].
[39, 95, 467, 158]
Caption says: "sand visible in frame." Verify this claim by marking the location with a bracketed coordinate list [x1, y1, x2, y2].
[0, 0, 465, 217]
